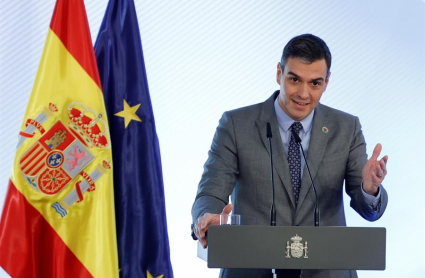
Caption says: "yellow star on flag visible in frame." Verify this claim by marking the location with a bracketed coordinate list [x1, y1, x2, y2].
[114, 99, 142, 128]
[147, 270, 164, 278]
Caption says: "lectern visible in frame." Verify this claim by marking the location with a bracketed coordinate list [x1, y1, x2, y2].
[198, 226, 386, 276]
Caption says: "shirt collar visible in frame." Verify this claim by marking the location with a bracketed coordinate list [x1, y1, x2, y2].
[273, 97, 315, 133]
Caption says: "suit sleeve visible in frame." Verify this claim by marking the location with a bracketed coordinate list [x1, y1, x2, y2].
[191, 111, 239, 224]
[345, 117, 388, 221]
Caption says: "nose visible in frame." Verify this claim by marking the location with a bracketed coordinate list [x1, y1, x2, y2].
[297, 83, 309, 99]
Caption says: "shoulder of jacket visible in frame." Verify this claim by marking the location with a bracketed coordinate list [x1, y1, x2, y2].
[223, 101, 264, 120]
[320, 103, 358, 121]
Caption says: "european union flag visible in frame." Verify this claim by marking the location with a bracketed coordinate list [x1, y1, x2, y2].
[94, 1, 173, 277]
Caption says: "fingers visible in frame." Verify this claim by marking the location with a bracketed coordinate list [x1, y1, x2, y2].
[194, 212, 221, 248]
[194, 205, 234, 248]
[371, 171, 379, 184]
[374, 161, 383, 177]
[196, 216, 209, 248]
[370, 143, 382, 161]
[369, 144, 388, 177]
[379, 157, 388, 175]
[373, 157, 389, 182]
[194, 216, 204, 239]
[194, 218, 207, 248]
[362, 146, 388, 193]
[372, 163, 383, 179]
[196, 214, 213, 237]
[199, 237, 208, 248]
[222, 204, 233, 214]
[382, 155, 388, 165]
[375, 155, 388, 177]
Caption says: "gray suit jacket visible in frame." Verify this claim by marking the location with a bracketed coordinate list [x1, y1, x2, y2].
[192, 91, 388, 278]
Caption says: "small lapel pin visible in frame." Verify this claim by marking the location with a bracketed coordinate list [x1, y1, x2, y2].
[322, 126, 329, 133]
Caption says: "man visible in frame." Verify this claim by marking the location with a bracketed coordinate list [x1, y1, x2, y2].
[191, 34, 388, 278]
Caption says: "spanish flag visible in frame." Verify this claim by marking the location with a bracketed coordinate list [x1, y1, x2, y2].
[0, 1, 119, 277]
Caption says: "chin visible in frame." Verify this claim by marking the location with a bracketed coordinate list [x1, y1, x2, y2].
[291, 112, 308, 121]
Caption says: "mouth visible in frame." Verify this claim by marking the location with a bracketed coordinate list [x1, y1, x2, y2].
[292, 100, 309, 106]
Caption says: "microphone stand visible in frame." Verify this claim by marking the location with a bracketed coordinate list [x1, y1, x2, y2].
[269, 124, 302, 278]
[267, 123, 276, 226]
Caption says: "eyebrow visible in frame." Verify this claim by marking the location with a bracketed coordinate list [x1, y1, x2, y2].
[287, 71, 325, 82]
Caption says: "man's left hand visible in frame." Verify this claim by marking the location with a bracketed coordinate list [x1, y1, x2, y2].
[362, 143, 388, 196]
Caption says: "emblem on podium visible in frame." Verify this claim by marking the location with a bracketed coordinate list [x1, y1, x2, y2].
[286, 234, 308, 259]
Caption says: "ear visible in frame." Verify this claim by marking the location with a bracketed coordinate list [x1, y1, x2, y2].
[276, 62, 282, 85]
[323, 72, 331, 92]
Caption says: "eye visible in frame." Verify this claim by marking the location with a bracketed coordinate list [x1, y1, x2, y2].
[290, 77, 298, 83]
[312, 81, 322, 86]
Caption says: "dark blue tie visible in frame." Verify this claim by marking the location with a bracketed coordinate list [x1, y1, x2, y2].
[288, 122, 303, 207]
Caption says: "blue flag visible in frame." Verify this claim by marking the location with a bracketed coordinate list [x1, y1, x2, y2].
[94, 1, 173, 277]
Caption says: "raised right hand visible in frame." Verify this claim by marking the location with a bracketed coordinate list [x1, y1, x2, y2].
[194, 204, 233, 248]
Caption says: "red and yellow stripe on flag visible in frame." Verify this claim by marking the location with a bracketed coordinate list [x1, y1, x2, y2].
[0, 1, 118, 277]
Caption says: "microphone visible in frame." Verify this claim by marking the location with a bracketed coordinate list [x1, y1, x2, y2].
[267, 123, 276, 226]
[290, 129, 320, 227]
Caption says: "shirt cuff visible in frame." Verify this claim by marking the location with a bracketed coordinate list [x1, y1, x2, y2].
[361, 182, 381, 210]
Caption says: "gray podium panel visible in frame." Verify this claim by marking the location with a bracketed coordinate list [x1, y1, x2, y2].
[206, 226, 386, 270]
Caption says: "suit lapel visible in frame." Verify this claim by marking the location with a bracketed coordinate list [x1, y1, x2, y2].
[296, 104, 329, 214]
[256, 91, 296, 209]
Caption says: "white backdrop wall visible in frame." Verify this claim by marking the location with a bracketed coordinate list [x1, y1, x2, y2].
[0, 0, 424, 277]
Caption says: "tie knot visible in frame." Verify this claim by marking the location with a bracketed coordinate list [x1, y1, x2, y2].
[290, 122, 303, 134]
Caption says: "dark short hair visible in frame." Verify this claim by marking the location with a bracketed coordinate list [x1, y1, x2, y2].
[281, 34, 332, 78]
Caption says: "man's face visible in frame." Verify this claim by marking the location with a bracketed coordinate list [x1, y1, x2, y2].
[276, 57, 330, 121]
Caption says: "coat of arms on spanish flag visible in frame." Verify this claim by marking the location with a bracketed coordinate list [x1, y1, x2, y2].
[0, 0, 119, 277]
